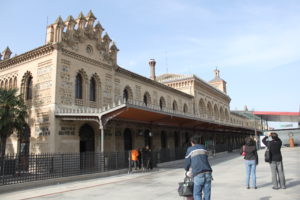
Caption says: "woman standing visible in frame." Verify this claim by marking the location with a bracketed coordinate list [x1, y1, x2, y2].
[240, 137, 258, 189]
[262, 132, 286, 189]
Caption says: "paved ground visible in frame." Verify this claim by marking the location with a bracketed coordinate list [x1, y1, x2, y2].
[0, 147, 299, 200]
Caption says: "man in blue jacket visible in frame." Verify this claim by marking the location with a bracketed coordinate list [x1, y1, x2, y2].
[185, 136, 212, 200]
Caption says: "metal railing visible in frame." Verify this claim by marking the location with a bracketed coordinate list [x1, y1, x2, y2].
[0, 151, 129, 186]
[0, 145, 241, 186]
[55, 98, 258, 131]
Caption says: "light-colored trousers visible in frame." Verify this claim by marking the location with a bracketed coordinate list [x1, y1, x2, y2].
[270, 161, 286, 188]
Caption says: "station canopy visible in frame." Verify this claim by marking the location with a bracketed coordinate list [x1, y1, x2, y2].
[253, 111, 300, 122]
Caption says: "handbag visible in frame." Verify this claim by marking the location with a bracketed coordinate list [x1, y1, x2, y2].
[242, 145, 246, 156]
[265, 141, 271, 163]
[178, 176, 194, 197]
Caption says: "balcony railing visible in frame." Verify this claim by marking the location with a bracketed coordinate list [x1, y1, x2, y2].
[55, 98, 259, 130]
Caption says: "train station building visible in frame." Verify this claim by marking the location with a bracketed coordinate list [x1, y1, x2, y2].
[0, 11, 261, 155]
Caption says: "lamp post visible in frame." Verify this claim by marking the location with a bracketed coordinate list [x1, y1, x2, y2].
[252, 110, 259, 149]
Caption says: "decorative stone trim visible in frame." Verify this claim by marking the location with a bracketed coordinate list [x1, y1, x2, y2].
[0, 45, 54, 70]
[61, 48, 112, 71]
[75, 99, 84, 106]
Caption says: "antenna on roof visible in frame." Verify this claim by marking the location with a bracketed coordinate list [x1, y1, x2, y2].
[45, 16, 49, 43]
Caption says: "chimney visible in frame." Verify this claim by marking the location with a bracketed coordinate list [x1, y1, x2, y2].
[149, 59, 156, 81]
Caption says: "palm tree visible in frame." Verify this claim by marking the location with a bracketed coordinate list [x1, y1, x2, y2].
[0, 88, 27, 157]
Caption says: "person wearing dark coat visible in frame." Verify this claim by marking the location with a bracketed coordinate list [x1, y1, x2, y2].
[142, 145, 153, 170]
[262, 132, 286, 189]
[240, 137, 258, 189]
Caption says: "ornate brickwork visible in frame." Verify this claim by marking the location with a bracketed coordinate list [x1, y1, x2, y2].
[103, 73, 112, 106]
[114, 78, 121, 102]
[59, 61, 73, 105]
[46, 11, 118, 66]
[35, 63, 53, 106]
[134, 85, 141, 101]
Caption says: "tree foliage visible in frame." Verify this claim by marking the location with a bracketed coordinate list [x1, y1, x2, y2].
[0, 88, 27, 156]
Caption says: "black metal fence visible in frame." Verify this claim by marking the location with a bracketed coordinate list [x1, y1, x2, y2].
[0, 151, 130, 186]
[0, 148, 186, 186]
[0, 145, 238, 186]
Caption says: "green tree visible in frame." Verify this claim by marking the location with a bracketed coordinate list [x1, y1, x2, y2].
[0, 88, 27, 157]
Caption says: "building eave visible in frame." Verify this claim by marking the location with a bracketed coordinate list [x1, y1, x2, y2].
[159, 74, 231, 101]
[115, 67, 194, 99]
[0, 44, 55, 70]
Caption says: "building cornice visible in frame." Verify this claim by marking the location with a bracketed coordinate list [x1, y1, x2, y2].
[161, 75, 231, 101]
[193, 75, 231, 101]
[0, 44, 54, 70]
[115, 67, 194, 99]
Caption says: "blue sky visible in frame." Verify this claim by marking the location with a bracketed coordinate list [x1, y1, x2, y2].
[1, 0, 299, 122]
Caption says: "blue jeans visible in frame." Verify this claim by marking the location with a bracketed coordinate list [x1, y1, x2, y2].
[245, 160, 256, 187]
[193, 172, 212, 200]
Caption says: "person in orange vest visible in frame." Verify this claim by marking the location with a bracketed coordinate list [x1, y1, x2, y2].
[131, 149, 139, 170]
[289, 136, 295, 147]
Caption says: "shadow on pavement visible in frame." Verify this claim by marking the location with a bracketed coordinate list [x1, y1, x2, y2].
[157, 152, 241, 169]
[286, 180, 300, 188]
[258, 178, 298, 189]
[209, 152, 241, 166]
[259, 196, 272, 200]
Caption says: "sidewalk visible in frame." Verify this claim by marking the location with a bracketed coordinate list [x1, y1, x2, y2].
[0, 147, 299, 200]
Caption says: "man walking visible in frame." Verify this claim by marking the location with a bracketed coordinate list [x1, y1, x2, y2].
[185, 136, 213, 200]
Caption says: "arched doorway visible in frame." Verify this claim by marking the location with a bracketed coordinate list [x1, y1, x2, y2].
[174, 132, 179, 148]
[174, 131, 181, 159]
[161, 131, 167, 149]
[18, 124, 31, 156]
[18, 124, 31, 171]
[79, 124, 95, 153]
[124, 128, 132, 151]
[184, 132, 190, 150]
[144, 129, 152, 148]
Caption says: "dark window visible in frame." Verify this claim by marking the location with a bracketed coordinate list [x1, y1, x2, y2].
[123, 89, 128, 102]
[26, 77, 32, 100]
[13, 77, 17, 88]
[183, 104, 188, 113]
[89, 77, 96, 101]
[124, 128, 132, 151]
[159, 97, 165, 110]
[76, 74, 83, 99]
[161, 131, 167, 148]
[143, 94, 148, 106]
[173, 101, 178, 111]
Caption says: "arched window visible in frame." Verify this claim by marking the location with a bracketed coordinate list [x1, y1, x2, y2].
[159, 96, 166, 110]
[75, 73, 83, 99]
[183, 103, 188, 113]
[214, 104, 219, 120]
[26, 77, 32, 100]
[220, 107, 224, 121]
[207, 102, 213, 119]
[123, 89, 128, 102]
[9, 78, 12, 89]
[199, 99, 206, 115]
[0, 80, 3, 88]
[123, 86, 133, 102]
[225, 109, 229, 121]
[89, 77, 96, 101]
[143, 92, 151, 106]
[4, 80, 8, 89]
[13, 77, 17, 88]
[172, 100, 178, 111]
